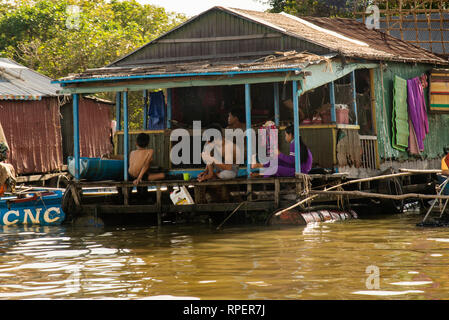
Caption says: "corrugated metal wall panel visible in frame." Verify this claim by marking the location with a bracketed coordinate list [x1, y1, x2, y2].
[60, 97, 113, 163]
[374, 62, 449, 161]
[0, 98, 63, 174]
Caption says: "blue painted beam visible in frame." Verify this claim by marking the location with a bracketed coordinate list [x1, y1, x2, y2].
[54, 67, 305, 85]
[143, 89, 148, 130]
[115, 92, 121, 131]
[273, 83, 280, 127]
[329, 81, 336, 123]
[245, 84, 252, 178]
[292, 81, 301, 175]
[351, 71, 358, 125]
[167, 88, 172, 129]
[73, 93, 80, 180]
[123, 91, 129, 181]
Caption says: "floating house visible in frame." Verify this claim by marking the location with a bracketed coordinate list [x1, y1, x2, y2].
[55, 7, 449, 222]
[0, 58, 113, 182]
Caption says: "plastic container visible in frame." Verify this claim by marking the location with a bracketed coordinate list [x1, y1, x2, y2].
[336, 108, 349, 124]
[320, 106, 349, 124]
[68, 157, 124, 181]
[170, 186, 194, 205]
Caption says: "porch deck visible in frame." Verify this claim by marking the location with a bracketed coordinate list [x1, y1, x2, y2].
[65, 173, 349, 224]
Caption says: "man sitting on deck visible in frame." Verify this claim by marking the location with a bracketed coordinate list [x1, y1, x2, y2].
[198, 123, 242, 182]
[128, 133, 165, 186]
[0, 142, 16, 196]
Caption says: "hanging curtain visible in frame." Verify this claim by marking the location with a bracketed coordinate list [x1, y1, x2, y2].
[146, 91, 166, 130]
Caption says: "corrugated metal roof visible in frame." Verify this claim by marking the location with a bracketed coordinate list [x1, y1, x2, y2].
[0, 58, 60, 100]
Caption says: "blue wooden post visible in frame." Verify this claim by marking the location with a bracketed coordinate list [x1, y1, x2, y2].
[292, 81, 301, 175]
[115, 92, 122, 131]
[123, 91, 129, 181]
[245, 84, 252, 178]
[143, 89, 148, 130]
[273, 83, 280, 127]
[351, 71, 358, 125]
[329, 81, 336, 123]
[166, 88, 172, 129]
[73, 93, 80, 180]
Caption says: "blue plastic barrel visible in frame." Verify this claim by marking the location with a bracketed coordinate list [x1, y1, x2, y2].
[68, 157, 124, 181]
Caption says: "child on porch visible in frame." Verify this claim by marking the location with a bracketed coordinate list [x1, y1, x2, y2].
[128, 133, 165, 186]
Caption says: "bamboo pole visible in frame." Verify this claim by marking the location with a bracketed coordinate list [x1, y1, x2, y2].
[273, 171, 417, 216]
[309, 190, 449, 201]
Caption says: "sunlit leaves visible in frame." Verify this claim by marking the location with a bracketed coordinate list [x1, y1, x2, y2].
[0, 0, 187, 78]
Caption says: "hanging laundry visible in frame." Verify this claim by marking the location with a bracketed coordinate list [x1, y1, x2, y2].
[407, 76, 429, 152]
[392, 76, 409, 152]
[407, 118, 420, 155]
[146, 91, 166, 130]
[429, 69, 449, 112]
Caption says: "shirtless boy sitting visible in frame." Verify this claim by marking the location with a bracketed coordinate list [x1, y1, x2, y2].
[128, 133, 165, 185]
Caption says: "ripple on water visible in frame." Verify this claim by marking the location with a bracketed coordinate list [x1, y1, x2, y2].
[0, 216, 449, 299]
[351, 290, 424, 297]
[390, 281, 433, 286]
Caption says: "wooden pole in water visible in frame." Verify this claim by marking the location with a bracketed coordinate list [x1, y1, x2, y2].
[275, 171, 416, 216]
[310, 190, 449, 201]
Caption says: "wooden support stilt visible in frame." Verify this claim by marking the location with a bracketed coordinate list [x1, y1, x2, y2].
[194, 186, 202, 204]
[156, 186, 162, 226]
[247, 183, 253, 201]
[123, 187, 129, 206]
[274, 179, 280, 209]
[70, 184, 81, 207]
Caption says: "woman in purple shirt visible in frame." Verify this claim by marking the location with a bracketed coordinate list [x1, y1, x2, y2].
[252, 124, 312, 177]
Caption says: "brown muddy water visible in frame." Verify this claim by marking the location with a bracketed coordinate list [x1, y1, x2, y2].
[0, 210, 449, 300]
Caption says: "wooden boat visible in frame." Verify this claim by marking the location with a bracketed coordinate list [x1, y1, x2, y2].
[68, 157, 124, 181]
[0, 189, 65, 226]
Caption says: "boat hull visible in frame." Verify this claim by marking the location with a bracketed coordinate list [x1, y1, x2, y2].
[0, 190, 66, 226]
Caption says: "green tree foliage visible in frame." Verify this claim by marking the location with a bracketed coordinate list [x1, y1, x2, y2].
[0, 0, 186, 78]
[266, 0, 354, 17]
[0, 0, 187, 129]
[264, 0, 449, 17]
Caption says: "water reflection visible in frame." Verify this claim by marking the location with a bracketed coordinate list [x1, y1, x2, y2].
[1, 214, 449, 299]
